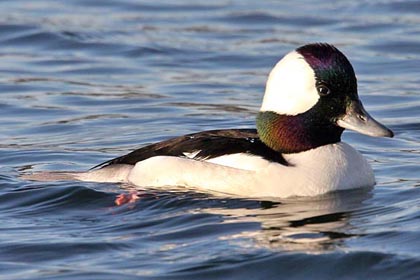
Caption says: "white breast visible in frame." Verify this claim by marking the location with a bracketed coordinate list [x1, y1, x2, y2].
[280, 142, 375, 196]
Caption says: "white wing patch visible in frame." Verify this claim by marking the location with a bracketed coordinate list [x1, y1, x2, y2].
[183, 150, 202, 159]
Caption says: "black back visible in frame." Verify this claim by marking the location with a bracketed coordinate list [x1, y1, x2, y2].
[93, 129, 288, 169]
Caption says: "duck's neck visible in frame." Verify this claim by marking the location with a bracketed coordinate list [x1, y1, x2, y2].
[256, 111, 343, 154]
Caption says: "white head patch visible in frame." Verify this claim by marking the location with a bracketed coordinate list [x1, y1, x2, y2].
[260, 51, 320, 115]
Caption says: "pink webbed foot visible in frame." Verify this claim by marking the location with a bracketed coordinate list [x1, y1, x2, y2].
[115, 191, 140, 206]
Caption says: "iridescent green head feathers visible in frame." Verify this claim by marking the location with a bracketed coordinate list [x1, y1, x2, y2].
[257, 43, 393, 153]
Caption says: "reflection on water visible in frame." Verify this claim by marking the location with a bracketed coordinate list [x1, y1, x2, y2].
[199, 190, 372, 252]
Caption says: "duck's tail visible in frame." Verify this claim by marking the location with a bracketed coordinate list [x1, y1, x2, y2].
[21, 164, 133, 183]
[21, 171, 79, 182]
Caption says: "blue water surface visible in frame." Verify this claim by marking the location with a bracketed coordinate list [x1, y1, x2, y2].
[0, 1, 419, 279]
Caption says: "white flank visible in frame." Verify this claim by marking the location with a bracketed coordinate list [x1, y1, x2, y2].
[206, 153, 270, 171]
[124, 143, 375, 198]
[260, 51, 319, 115]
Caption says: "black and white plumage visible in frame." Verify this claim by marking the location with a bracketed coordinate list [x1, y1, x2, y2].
[23, 43, 393, 198]
[93, 129, 289, 169]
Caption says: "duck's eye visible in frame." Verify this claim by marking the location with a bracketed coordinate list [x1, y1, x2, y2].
[317, 85, 331, 96]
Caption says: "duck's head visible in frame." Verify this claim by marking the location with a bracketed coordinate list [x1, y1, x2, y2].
[257, 43, 393, 153]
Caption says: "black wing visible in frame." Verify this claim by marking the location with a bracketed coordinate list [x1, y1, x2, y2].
[93, 129, 288, 169]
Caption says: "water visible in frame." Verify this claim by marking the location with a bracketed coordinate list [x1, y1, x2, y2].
[0, 0, 419, 279]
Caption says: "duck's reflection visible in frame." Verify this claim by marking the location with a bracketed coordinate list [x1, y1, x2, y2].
[117, 183, 372, 252]
[199, 189, 372, 252]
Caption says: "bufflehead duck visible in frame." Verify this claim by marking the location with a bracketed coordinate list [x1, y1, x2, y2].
[25, 43, 393, 198]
